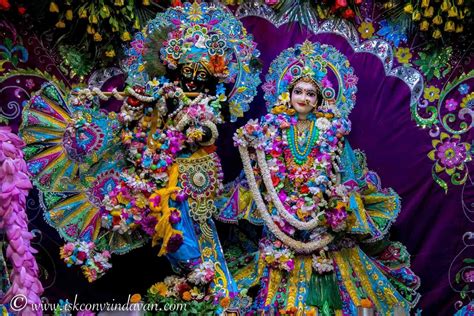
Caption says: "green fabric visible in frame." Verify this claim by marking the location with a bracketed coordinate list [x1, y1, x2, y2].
[307, 273, 343, 314]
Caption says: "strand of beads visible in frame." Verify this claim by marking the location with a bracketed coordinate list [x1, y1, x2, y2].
[287, 120, 319, 165]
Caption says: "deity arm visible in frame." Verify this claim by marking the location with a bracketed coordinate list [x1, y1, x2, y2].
[340, 139, 402, 242]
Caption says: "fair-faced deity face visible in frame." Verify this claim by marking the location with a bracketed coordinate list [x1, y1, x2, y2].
[290, 80, 319, 119]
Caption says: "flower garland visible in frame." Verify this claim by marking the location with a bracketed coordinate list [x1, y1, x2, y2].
[260, 239, 295, 272]
[235, 110, 352, 253]
[60, 241, 112, 282]
[238, 145, 334, 254]
[0, 127, 43, 313]
[146, 260, 223, 311]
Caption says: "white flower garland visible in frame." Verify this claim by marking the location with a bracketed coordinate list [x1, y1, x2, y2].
[255, 149, 323, 231]
[238, 145, 334, 254]
[199, 120, 219, 146]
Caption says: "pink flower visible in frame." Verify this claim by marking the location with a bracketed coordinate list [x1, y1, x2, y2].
[286, 260, 295, 271]
[445, 98, 458, 112]
[265, 0, 279, 5]
[0, 127, 43, 314]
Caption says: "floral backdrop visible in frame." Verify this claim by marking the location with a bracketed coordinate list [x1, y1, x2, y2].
[0, 0, 473, 314]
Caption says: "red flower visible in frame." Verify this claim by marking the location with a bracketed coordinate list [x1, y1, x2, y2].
[17, 6, 26, 14]
[300, 185, 309, 194]
[334, 0, 347, 10]
[176, 282, 191, 295]
[77, 251, 87, 262]
[0, 0, 11, 11]
[171, 0, 182, 7]
[355, 0, 363, 4]
[342, 8, 355, 18]
[272, 174, 280, 186]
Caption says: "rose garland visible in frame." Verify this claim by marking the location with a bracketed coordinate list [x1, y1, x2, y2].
[0, 127, 43, 314]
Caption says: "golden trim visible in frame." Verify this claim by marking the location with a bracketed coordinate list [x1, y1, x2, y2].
[332, 250, 361, 306]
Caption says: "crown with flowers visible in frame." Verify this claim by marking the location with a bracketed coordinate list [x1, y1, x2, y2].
[160, 24, 230, 79]
[263, 40, 358, 119]
[123, 2, 261, 122]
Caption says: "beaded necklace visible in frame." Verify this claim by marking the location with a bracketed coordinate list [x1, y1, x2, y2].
[287, 117, 319, 165]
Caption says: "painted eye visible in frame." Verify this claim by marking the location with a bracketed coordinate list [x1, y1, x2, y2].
[294, 89, 302, 94]
[197, 71, 208, 80]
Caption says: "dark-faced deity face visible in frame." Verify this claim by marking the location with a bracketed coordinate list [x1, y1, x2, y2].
[179, 62, 211, 92]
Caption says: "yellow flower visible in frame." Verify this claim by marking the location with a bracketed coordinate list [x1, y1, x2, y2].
[190, 287, 201, 298]
[105, 49, 116, 58]
[420, 20, 430, 31]
[121, 31, 132, 41]
[143, 0, 150, 5]
[358, 21, 375, 39]
[115, 0, 125, 6]
[424, 86, 440, 102]
[433, 15, 443, 25]
[278, 92, 290, 104]
[441, 0, 450, 12]
[403, 3, 413, 14]
[79, 8, 87, 19]
[433, 28, 442, 39]
[461, 92, 473, 108]
[384, 1, 394, 9]
[455, 25, 464, 33]
[265, 256, 275, 264]
[395, 47, 412, 64]
[444, 20, 455, 32]
[117, 192, 129, 204]
[49, 2, 59, 13]
[150, 282, 167, 296]
[94, 33, 102, 42]
[421, 0, 430, 8]
[271, 105, 287, 115]
[135, 194, 147, 208]
[55, 20, 66, 28]
[457, 0, 464, 4]
[87, 25, 95, 34]
[65, 10, 73, 21]
[89, 14, 98, 24]
[423, 6, 434, 18]
[133, 19, 140, 30]
[412, 11, 421, 21]
[448, 6, 458, 17]
[102, 6, 110, 18]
